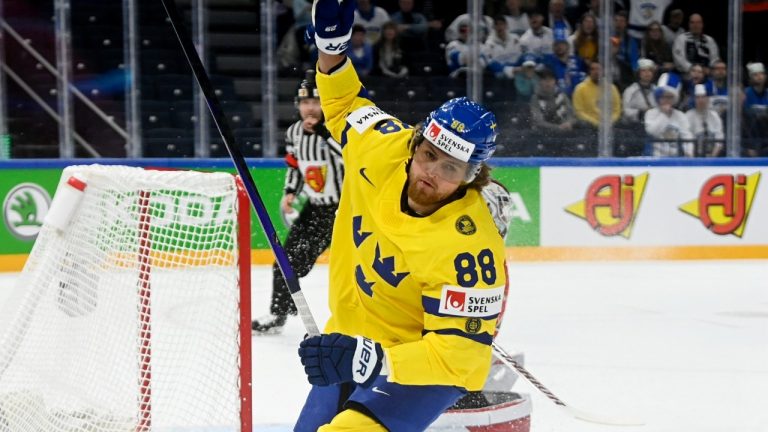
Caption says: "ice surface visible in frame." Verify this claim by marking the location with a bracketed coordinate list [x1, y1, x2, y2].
[2, 260, 767, 432]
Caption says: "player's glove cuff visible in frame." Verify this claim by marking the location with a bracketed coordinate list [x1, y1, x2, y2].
[351, 335, 383, 386]
[315, 30, 352, 55]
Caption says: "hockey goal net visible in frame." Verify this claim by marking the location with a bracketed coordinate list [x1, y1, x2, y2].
[0, 165, 252, 432]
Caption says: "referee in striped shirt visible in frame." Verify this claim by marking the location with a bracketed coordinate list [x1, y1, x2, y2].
[252, 70, 344, 334]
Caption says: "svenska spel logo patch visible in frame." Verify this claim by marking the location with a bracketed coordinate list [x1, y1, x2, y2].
[423, 119, 475, 162]
[439, 285, 504, 317]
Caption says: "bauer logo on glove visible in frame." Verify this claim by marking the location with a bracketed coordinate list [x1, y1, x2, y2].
[298, 333, 384, 387]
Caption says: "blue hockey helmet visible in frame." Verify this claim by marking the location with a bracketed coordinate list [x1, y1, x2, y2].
[421, 97, 498, 167]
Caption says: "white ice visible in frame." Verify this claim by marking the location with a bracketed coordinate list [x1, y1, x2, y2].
[1, 260, 767, 432]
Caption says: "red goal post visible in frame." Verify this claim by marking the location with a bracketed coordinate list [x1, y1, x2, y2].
[0, 164, 252, 432]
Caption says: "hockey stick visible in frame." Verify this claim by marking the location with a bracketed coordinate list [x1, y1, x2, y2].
[160, 0, 320, 336]
[491, 343, 645, 426]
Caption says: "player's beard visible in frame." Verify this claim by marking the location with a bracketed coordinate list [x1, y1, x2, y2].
[406, 176, 454, 211]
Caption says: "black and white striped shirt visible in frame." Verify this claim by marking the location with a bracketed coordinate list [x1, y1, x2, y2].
[284, 120, 344, 206]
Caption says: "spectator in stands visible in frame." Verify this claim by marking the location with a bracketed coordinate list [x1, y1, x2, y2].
[626, 0, 673, 42]
[482, 16, 522, 79]
[541, 37, 587, 97]
[503, 0, 530, 37]
[292, 0, 313, 30]
[622, 58, 658, 125]
[686, 84, 724, 157]
[390, 0, 428, 53]
[373, 21, 408, 78]
[679, 63, 713, 110]
[568, 13, 599, 66]
[610, 37, 636, 92]
[641, 21, 674, 74]
[743, 62, 768, 157]
[572, 61, 622, 128]
[547, 0, 573, 40]
[563, 0, 583, 25]
[445, 23, 472, 74]
[613, 10, 640, 72]
[583, 0, 603, 28]
[348, 25, 374, 76]
[514, 59, 540, 102]
[708, 59, 729, 117]
[531, 68, 576, 132]
[644, 84, 694, 157]
[419, 0, 447, 51]
[662, 8, 685, 46]
[519, 11, 554, 63]
[672, 13, 720, 74]
[354, 0, 391, 45]
[444, 13, 493, 43]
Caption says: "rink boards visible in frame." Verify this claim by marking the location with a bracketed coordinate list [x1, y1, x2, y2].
[2, 157, 768, 271]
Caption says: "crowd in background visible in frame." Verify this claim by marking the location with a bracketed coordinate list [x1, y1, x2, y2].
[273, 0, 768, 157]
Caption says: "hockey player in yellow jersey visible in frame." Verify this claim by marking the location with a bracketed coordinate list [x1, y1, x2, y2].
[296, 1, 507, 430]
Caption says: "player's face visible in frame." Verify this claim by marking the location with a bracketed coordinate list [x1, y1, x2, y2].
[408, 141, 467, 209]
[298, 98, 322, 121]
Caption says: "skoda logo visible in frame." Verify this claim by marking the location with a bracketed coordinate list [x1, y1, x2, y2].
[3, 183, 51, 241]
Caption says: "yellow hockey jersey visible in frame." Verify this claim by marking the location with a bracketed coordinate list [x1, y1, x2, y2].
[315, 60, 507, 391]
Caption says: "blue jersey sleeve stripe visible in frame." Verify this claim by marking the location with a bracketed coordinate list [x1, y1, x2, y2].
[422, 328, 494, 346]
[358, 85, 370, 100]
[422, 296, 500, 320]
[339, 122, 352, 147]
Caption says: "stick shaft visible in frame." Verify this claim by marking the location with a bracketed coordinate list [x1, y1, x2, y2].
[492, 343, 645, 426]
[160, 0, 319, 336]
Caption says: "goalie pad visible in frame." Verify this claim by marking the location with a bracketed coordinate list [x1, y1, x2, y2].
[430, 392, 531, 432]
[428, 351, 531, 431]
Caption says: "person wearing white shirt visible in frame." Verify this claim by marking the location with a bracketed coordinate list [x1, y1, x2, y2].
[444, 13, 494, 42]
[482, 16, 522, 78]
[672, 13, 720, 74]
[354, 0, 391, 44]
[622, 58, 658, 124]
[503, 0, 530, 36]
[627, 0, 672, 40]
[686, 84, 724, 157]
[644, 85, 694, 157]
[519, 11, 554, 62]
[662, 8, 684, 46]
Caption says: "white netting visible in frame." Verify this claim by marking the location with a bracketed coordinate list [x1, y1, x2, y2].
[0, 165, 247, 432]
